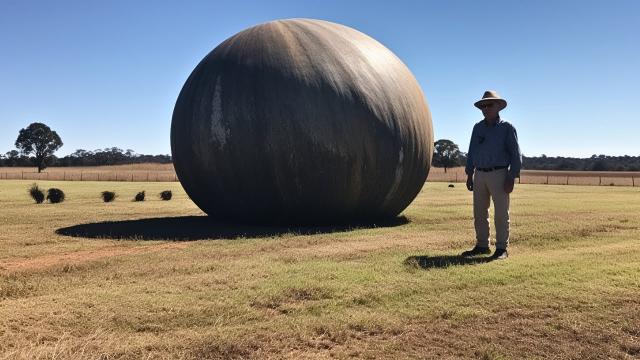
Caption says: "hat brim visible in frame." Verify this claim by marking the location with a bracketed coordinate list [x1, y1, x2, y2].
[474, 98, 507, 110]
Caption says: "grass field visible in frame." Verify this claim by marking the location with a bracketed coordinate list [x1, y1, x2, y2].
[1, 180, 639, 359]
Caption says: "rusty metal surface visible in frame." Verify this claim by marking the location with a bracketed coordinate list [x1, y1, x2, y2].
[171, 18, 433, 225]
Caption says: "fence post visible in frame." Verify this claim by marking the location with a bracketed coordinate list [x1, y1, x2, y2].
[566, 176, 569, 185]
[131, 173, 133, 182]
[633, 177, 635, 187]
[546, 176, 549, 185]
[22, 171, 24, 180]
[599, 177, 601, 186]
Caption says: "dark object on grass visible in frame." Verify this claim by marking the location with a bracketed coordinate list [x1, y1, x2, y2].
[448, 184, 455, 188]
[28, 183, 45, 204]
[134, 191, 145, 202]
[101, 191, 116, 203]
[47, 188, 65, 203]
[171, 19, 433, 225]
[159, 190, 172, 201]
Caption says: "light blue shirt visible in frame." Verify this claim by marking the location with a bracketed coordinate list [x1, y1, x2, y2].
[465, 118, 522, 179]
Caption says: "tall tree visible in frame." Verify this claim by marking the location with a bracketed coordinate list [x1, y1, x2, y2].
[15, 122, 63, 172]
[432, 139, 463, 173]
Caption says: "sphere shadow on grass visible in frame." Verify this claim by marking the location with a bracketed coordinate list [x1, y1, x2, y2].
[56, 215, 410, 241]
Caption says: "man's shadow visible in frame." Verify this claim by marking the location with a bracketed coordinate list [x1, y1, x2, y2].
[56, 215, 410, 241]
[404, 254, 494, 269]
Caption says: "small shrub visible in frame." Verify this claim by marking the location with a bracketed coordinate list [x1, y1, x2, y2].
[47, 188, 65, 203]
[28, 184, 45, 204]
[159, 190, 172, 201]
[134, 191, 145, 202]
[101, 191, 116, 202]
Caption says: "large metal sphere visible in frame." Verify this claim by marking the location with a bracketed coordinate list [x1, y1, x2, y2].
[171, 18, 433, 225]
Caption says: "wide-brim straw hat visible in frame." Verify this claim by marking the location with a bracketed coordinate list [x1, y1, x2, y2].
[474, 90, 507, 110]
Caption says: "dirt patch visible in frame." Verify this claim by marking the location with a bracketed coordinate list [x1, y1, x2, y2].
[0, 243, 189, 273]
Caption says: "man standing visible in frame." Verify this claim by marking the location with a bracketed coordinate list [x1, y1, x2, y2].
[462, 90, 522, 260]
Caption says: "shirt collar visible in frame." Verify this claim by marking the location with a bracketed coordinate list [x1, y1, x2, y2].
[483, 116, 502, 127]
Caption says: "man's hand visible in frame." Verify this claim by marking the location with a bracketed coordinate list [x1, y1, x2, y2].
[504, 177, 515, 194]
[466, 175, 473, 191]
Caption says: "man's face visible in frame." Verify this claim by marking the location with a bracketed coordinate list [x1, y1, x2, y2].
[478, 101, 499, 119]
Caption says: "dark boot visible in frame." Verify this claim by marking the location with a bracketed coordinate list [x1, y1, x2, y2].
[492, 248, 509, 260]
[461, 245, 491, 257]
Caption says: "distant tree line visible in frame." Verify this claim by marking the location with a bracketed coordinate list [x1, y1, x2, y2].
[430, 139, 640, 172]
[521, 154, 640, 172]
[0, 147, 171, 168]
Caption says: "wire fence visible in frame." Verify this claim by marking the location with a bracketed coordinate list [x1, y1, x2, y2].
[0, 170, 638, 187]
[427, 172, 639, 187]
[0, 171, 178, 182]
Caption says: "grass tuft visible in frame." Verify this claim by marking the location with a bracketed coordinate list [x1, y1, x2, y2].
[134, 191, 145, 202]
[46, 188, 65, 203]
[159, 190, 172, 201]
[101, 191, 116, 202]
[476, 348, 508, 360]
[28, 183, 45, 204]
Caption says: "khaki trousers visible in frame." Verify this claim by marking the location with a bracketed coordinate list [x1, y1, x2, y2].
[473, 168, 510, 250]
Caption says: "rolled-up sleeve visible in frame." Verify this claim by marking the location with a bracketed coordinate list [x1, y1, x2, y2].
[465, 125, 477, 176]
[506, 125, 522, 179]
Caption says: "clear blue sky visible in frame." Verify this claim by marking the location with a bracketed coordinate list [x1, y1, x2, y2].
[1, 0, 638, 157]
